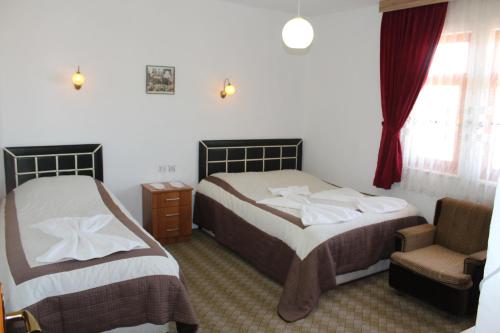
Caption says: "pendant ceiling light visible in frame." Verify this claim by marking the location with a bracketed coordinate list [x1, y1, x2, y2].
[282, 0, 314, 49]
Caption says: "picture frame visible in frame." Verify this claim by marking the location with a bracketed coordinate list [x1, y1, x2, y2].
[146, 65, 175, 94]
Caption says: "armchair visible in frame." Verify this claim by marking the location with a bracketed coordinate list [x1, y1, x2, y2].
[389, 198, 492, 315]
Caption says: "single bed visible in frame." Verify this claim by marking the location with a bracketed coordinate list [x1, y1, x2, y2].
[194, 139, 426, 322]
[1, 144, 198, 333]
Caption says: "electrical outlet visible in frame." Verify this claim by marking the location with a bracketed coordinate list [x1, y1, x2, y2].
[168, 165, 176, 173]
[158, 165, 167, 173]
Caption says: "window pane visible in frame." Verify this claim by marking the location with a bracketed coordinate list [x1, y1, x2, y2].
[403, 32, 470, 174]
[492, 139, 500, 170]
[485, 31, 500, 180]
[409, 85, 462, 161]
[429, 41, 470, 75]
[492, 87, 500, 170]
[495, 35, 500, 74]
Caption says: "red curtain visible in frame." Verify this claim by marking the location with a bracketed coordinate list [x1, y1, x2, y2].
[373, 3, 448, 189]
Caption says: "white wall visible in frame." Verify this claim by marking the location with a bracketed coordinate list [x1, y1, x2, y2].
[0, 96, 4, 198]
[475, 185, 500, 332]
[0, 0, 305, 219]
[302, 5, 440, 221]
[0, 1, 454, 223]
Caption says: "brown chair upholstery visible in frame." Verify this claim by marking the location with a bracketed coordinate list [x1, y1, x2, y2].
[389, 198, 492, 315]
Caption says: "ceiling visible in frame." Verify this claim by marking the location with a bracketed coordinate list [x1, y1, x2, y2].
[218, 0, 378, 16]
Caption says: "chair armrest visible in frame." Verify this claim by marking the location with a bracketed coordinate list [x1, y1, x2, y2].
[395, 224, 436, 252]
[6, 310, 42, 333]
[464, 250, 487, 276]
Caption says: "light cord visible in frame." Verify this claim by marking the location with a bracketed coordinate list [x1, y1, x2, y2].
[297, 0, 301, 17]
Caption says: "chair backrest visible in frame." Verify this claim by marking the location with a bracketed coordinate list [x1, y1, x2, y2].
[434, 197, 493, 255]
[1, 284, 5, 333]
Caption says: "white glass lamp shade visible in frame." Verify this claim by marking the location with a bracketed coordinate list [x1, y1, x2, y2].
[224, 84, 235, 96]
[72, 69, 85, 90]
[282, 17, 314, 49]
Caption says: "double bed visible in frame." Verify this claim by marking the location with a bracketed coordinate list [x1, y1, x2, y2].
[1, 144, 198, 333]
[194, 139, 426, 322]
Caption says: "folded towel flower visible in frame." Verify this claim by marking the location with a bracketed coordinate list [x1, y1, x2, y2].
[258, 195, 360, 225]
[356, 196, 408, 214]
[32, 214, 147, 263]
[257, 195, 311, 210]
[259, 187, 409, 226]
[311, 189, 408, 214]
[268, 186, 311, 197]
[310, 188, 364, 202]
[301, 204, 362, 226]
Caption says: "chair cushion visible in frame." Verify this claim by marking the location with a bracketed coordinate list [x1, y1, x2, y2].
[391, 245, 472, 290]
[434, 198, 492, 255]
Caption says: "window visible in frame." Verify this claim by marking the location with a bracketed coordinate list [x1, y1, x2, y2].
[403, 33, 471, 175]
[483, 31, 500, 182]
[401, 0, 500, 203]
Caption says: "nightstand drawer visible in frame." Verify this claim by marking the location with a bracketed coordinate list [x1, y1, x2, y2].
[157, 191, 191, 208]
[158, 191, 182, 207]
[157, 217, 180, 238]
[156, 205, 190, 237]
[158, 205, 180, 216]
[158, 205, 190, 220]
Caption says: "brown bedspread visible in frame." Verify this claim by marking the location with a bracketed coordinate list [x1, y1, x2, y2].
[8, 276, 197, 333]
[4, 180, 198, 333]
[194, 189, 426, 322]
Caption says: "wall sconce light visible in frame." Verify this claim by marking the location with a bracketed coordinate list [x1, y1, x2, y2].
[72, 66, 85, 90]
[220, 79, 236, 99]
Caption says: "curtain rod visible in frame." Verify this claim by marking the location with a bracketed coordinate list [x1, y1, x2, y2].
[379, 0, 452, 13]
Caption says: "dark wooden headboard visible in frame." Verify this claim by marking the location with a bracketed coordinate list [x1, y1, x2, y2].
[3, 144, 103, 193]
[198, 139, 303, 181]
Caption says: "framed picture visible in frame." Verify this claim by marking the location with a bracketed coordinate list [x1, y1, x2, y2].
[146, 65, 175, 94]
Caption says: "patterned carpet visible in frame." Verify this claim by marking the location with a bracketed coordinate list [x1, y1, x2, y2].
[166, 230, 475, 333]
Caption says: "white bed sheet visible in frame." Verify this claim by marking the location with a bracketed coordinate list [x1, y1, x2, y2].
[0, 176, 180, 312]
[197, 170, 420, 261]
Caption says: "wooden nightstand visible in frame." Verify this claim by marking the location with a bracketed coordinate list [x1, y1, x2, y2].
[142, 183, 193, 244]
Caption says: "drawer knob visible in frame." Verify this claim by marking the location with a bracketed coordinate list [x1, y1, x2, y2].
[166, 227, 180, 232]
[165, 197, 180, 201]
[166, 213, 180, 217]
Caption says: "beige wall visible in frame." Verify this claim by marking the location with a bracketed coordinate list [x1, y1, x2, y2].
[0, 0, 306, 219]
[301, 5, 441, 221]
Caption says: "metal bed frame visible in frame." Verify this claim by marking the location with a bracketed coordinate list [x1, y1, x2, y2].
[3, 144, 103, 193]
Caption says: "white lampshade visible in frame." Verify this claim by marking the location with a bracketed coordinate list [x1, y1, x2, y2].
[71, 67, 85, 90]
[282, 17, 314, 49]
[224, 83, 236, 96]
